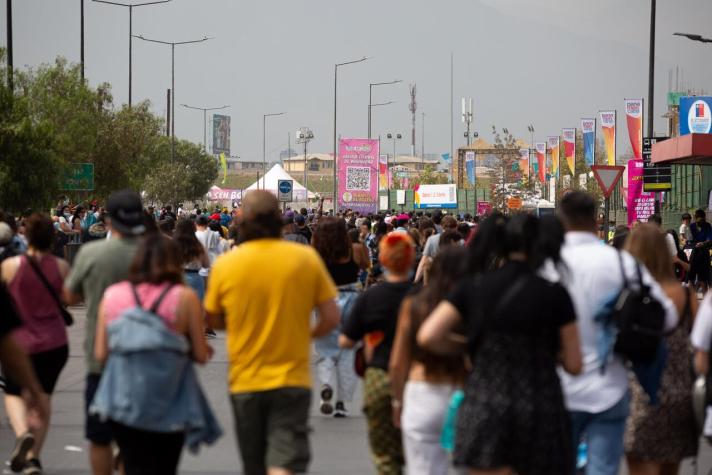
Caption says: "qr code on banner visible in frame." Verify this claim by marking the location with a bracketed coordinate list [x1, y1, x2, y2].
[346, 167, 370, 191]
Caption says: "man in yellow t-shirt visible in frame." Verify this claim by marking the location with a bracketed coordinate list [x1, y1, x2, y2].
[205, 190, 339, 475]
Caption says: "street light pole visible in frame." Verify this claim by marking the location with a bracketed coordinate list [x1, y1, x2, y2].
[334, 56, 369, 213]
[133, 34, 212, 161]
[297, 128, 314, 204]
[263, 112, 285, 189]
[182, 104, 229, 152]
[80, 0, 85, 80]
[93, 0, 171, 107]
[368, 79, 401, 139]
[6, 0, 12, 91]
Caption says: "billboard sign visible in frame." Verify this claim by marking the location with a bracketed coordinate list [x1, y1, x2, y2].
[338, 138, 379, 214]
[61, 163, 94, 191]
[414, 184, 457, 209]
[212, 114, 231, 155]
[642, 136, 671, 191]
[680, 96, 712, 135]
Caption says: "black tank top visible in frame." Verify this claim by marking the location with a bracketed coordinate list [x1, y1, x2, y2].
[327, 259, 359, 286]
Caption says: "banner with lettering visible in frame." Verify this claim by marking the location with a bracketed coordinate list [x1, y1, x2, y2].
[625, 99, 643, 159]
[581, 118, 596, 166]
[518, 148, 530, 177]
[627, 159, 655, 224]
[338, 138, 379, 214]
[562, 128, 576, 176]
[535, 142, 547, 183]
[600, 110, 617, 165]
[547, 136, 560, 178]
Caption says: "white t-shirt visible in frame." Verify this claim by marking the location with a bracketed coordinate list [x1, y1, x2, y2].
[665, 233, 678, 257]
[692, 293, 712, 351]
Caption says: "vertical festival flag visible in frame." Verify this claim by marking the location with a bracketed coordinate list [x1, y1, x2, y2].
[547, 136, 560, 178]
[379, 154, 389, 191]
[625, 98, 644, 159]
[535, 142, 547, 183]
[581, 118, 596, 166]
[465, 151, 476, 185]
[518, 148, 530, 176]
[562, 128, 576, 176]
[600, 110, 617, 165]
[219, 153, 228, 184]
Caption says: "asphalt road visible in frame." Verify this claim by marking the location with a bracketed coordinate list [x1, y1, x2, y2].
[1, 305, 711, 474]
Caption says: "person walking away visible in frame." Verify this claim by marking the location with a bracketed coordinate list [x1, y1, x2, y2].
[623, 224, 699, 475]
[339, 232, 417, 475]
[679, 213, 693, 249]
[91, 235, 219, 475]
[204, 190, 340, 475]
[557, 191, 677, 475]
[417, 213, 582, 475]
[208, 221, 231, 255]
[173, 219, 210, 304]
[415, 216, 458, 283]
[348, 228, 371, 286]
[1, 214, 70, 474]
[667, 229, 690, 283]
[688, 209, 712, 296]
[283, 212, 309, 245]
[194, 215, 223, 265]
[389, 246, 468, 475]
[312, 218, 362, 417]
[0, 284, 49, 448]
[64, 190, 145, 475]
[295, 214, 312, 243]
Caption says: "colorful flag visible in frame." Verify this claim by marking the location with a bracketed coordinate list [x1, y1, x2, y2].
[581, 118, 596, 166]
[518, 148, 530, 177]
[625, 99, 643, 159]
[547, 136, 560, 178]
[220, 153, 228, 184]
[379, 154, 389, 191]
[600, 110, 617, 165]
[535, 142, 547, 183]
[562, 128, 576, 175]
[465, 151, 475, 185]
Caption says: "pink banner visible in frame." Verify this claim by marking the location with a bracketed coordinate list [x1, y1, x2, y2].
[207, 187, 242, 201]
[626, 159, 655, 225]
[338, 138, 380, 214]
[477, 201, 492, 216]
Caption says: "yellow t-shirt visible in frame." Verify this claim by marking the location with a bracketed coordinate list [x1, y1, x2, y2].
[204, 238, 337, 394]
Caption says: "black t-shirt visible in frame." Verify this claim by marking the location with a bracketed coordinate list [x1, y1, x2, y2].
[0, 284, 21, 340]
[447, 262, 576, 359]
[342, 280, 414, 370]
[327, 260, 359, 286]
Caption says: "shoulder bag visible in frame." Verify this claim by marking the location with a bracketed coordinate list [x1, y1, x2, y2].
[25, 255, 73, 326]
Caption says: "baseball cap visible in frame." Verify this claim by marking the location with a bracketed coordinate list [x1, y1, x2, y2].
[106, 190, 145, 236]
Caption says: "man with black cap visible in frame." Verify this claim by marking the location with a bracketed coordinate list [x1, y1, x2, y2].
[64, 190, 145, 475]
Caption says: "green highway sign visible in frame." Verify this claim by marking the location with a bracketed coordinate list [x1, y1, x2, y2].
[61, 163, 94, 191]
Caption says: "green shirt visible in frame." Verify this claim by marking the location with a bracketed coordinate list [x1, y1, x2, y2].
[65, 237, 139, 374]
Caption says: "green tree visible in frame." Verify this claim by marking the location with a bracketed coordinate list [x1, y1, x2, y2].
[410, 165, 448, 186]
[143, 138, 218, 206]
[489, 126, 520, 211]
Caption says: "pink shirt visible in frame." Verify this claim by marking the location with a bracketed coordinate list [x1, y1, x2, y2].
[8, 255, 68, 354]
[102, 282, 184, 332]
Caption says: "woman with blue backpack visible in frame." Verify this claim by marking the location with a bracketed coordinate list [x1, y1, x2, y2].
[91, 234, 220, 475]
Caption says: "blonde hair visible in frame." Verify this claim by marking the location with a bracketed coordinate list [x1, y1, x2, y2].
[624, 223, 675, 283]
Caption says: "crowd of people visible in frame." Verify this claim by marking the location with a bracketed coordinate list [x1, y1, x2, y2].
[1, 189, 712, 475]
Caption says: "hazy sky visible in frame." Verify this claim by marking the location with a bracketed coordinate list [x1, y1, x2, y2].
[3, 0, 712, 162]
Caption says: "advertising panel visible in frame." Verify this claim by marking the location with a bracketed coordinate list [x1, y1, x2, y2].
[414, 184, 457, 209]
[562, 128, 576, 175]
[379, 154, 389, 190]
[212, 114, 231, 155]
[338, 138, 379, 214]
[679, 96, 712, 135]
[625, 99, 643, 159]
[465, 151, 475, 185]
[600, 110, 617, 165]
[535, 142, 547, 183]
[547, 136, 560, 178]
[627, 159, 655, 225]
[581, 118, 596, 166]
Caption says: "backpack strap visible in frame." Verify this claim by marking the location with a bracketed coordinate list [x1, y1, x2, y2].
[130, 284, 175, 315]
[617, 251, 629, 289]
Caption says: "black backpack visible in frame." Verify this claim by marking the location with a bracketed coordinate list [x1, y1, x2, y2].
[611, 252, 666, 365]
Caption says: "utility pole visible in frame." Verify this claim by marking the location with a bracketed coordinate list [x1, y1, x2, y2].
[6, 0, 13, 91]
[80, 0, 85, 80]
[166, 89, 171, 136]
[648, 0, 660, 212]
[409, 84, 417, 156]
[421, 112, 425, 162]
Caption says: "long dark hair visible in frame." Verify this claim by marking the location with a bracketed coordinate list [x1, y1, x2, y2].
[128, 234, 183, 285]
[173, 218, 205, 263]
[312, 217, 351, 264]
[467, 212, 564, 273]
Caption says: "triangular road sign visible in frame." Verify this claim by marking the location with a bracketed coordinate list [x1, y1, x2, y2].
[591, 165, 625, 198]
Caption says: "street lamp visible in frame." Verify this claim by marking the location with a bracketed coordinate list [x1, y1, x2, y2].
[133, 34, 212, 162]
[262, 112, 285, 189]
[296, 127, 314, 203]
[92, 0, 171, 106]
[673, 32, 712, 43]
[334, 56, 369, 213]
[386, 133, 402, 207]
[181, 104, 229, 152]
[368, 79, 401, 138]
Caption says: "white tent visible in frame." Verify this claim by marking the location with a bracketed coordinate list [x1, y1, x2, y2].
[245, 164, 316, 199]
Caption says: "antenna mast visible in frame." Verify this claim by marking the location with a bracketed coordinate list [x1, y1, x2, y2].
[409, 84, 417, 156]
